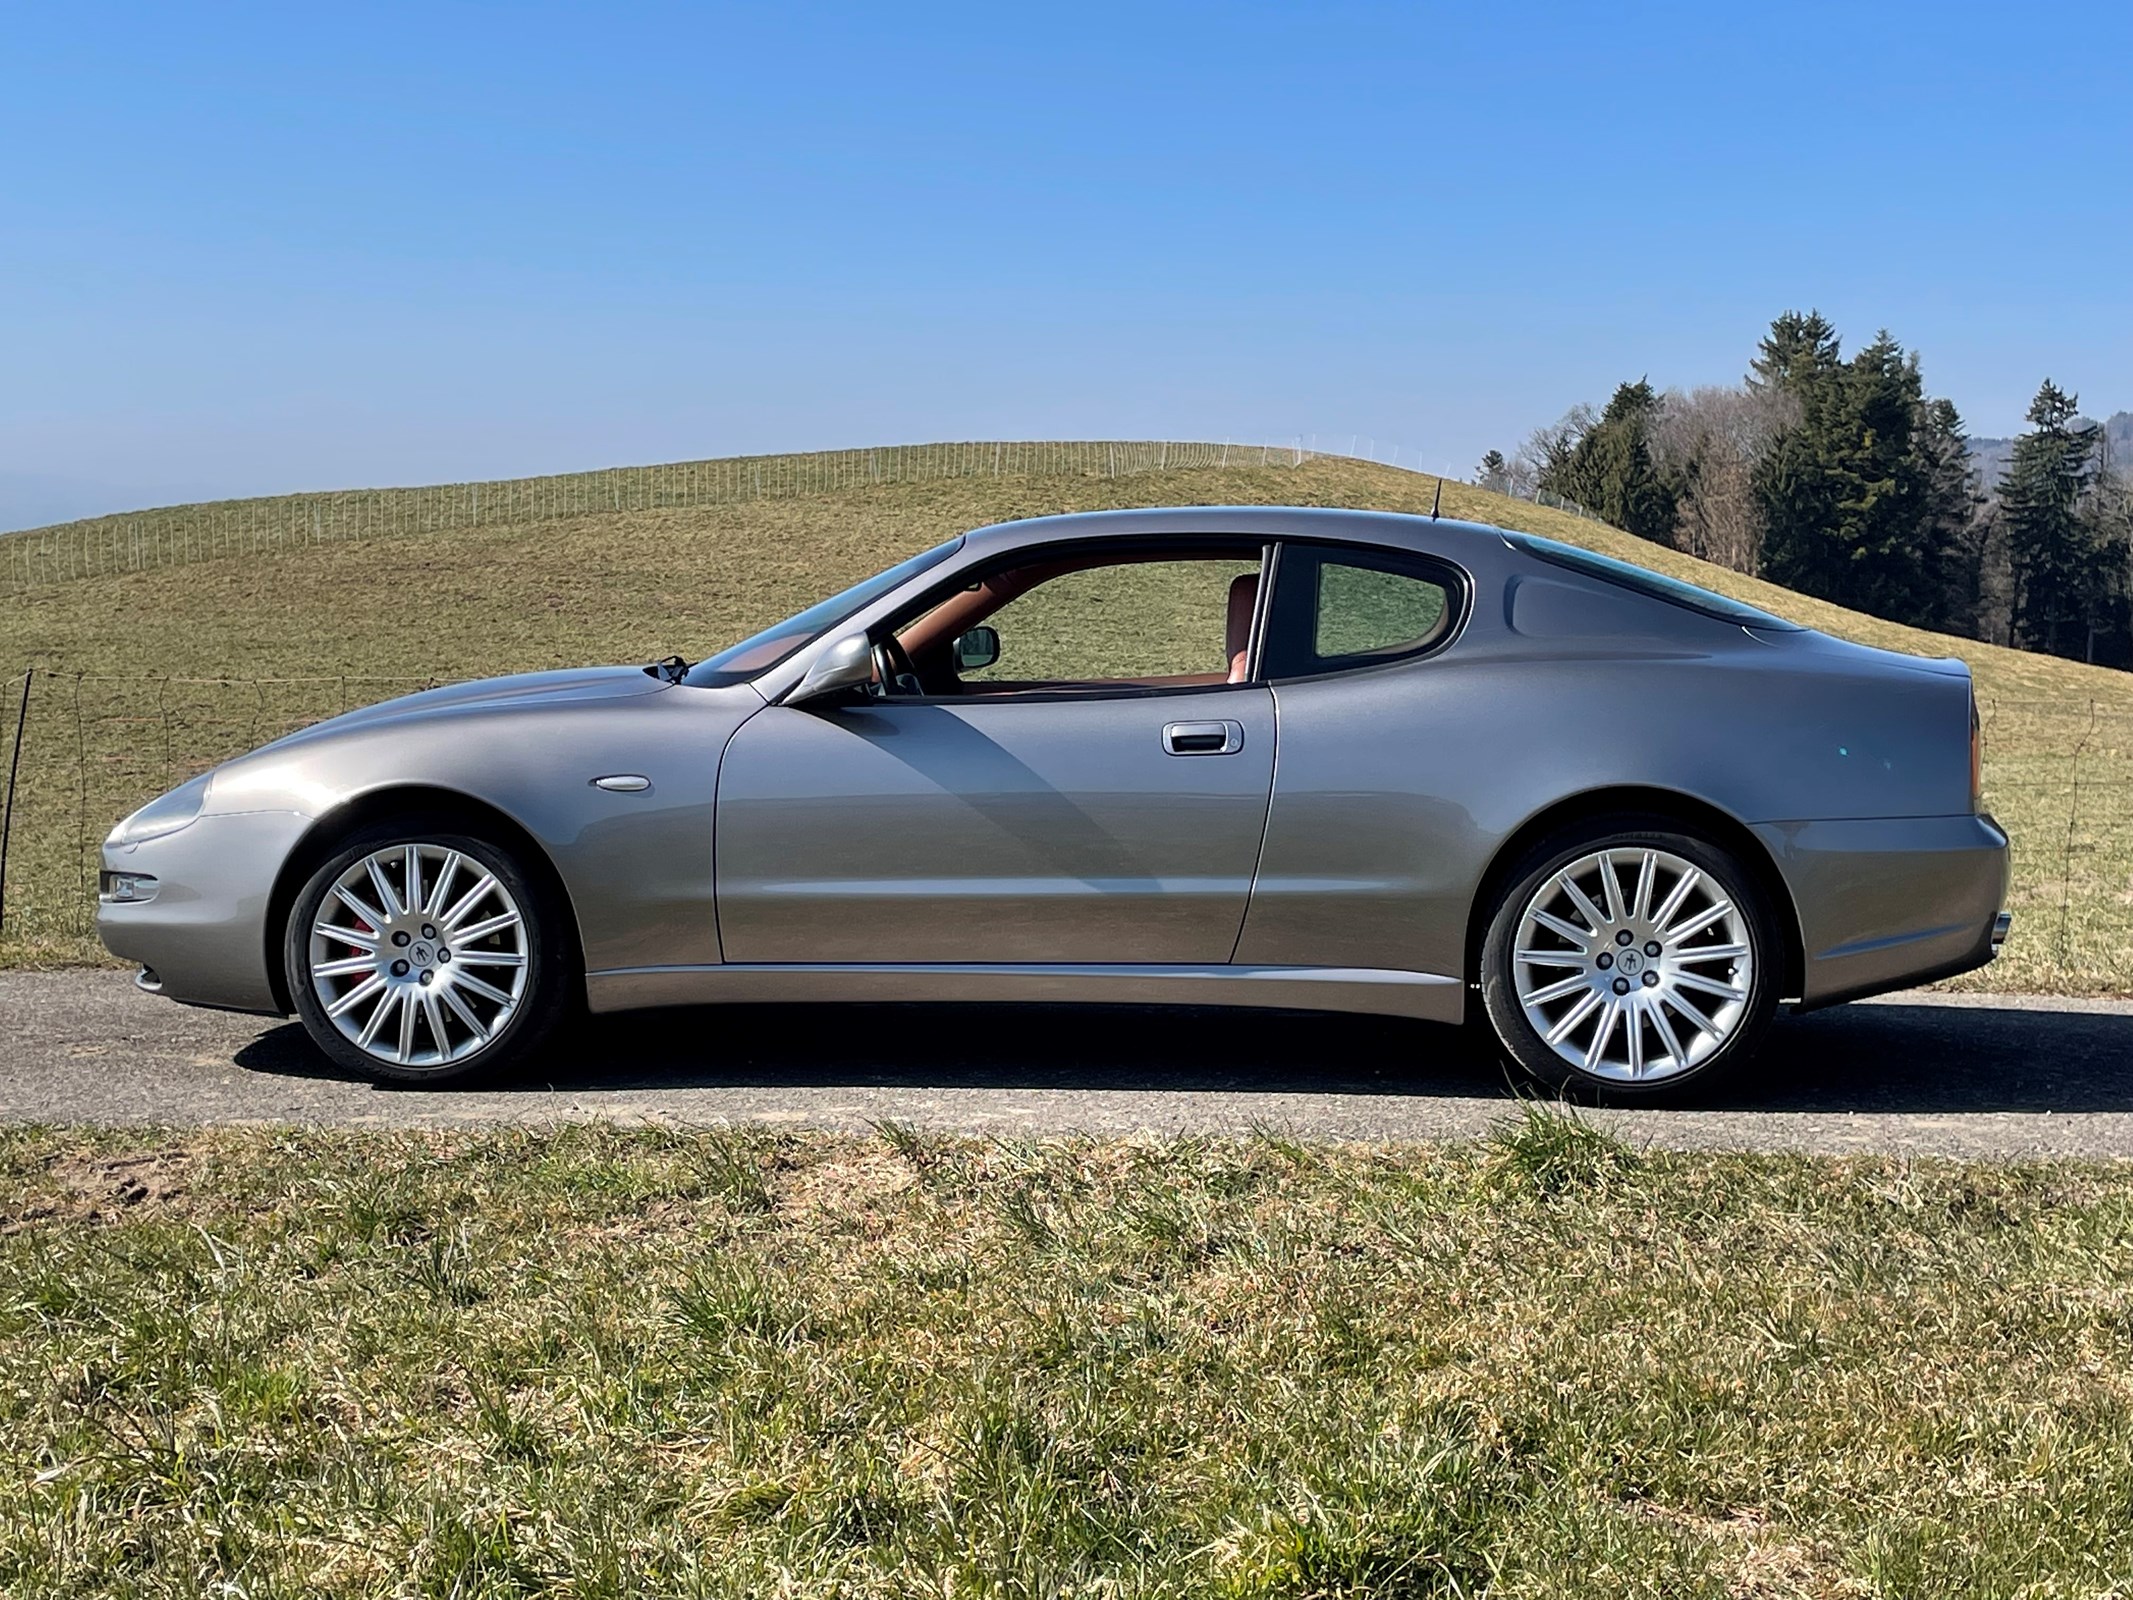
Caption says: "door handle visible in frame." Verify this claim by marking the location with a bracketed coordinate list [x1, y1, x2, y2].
[1162, 719, 1245, 756]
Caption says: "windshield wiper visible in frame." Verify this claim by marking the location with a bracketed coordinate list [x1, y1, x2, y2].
[644, 654, 691, 684]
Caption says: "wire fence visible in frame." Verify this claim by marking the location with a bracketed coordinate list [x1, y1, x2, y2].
[0, 440, 1365, 594]
[0, 435, 1622, 597]
[0, 671, 439, 952]
[1, 667, 2127, 994]
[1519, 484, 1609, 522]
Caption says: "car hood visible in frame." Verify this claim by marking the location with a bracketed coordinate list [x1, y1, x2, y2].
[347, 665, 668, 722]
[250, 666, 672, 753]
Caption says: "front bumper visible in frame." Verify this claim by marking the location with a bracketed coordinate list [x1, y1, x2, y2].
[1755, 812, 2011, 1011]
[97, 810, 314, 1014]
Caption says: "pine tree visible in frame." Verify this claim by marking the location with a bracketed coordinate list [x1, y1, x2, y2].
[1476, 449, 1511, 493]
[1749, 310, 1840, 394]
[1828, 334, 1933, 622]
[1913, 396, 1985, 635]
[2001, 380, 2105, 658]
[2087, 463, 2133, 665]
[1542, 380, 1678, 542]
[1752, 318, 1958, 625]
[1751, 314, 1846, 599]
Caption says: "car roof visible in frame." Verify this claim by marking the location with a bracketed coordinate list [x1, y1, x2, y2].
[960, 506, 1823, 637]
[963, 504, 1511, 556]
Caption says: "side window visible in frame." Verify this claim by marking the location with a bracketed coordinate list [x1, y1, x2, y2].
[894, 551, 1265, 693]
[1265, 547, 1458, 678]
[966, 559, 1257, 684]
[1315, 561, 1448, 659]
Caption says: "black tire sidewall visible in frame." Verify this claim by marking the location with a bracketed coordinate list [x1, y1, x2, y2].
[284, 823, 571, 1085]
[1480, 822, 1780, 1102]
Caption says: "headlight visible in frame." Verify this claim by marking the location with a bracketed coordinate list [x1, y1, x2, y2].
[108, 773, 213, 846]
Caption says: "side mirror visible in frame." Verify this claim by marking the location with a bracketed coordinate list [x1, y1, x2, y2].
[953, 625, 1000, 671]
[791, 632, 875, 704]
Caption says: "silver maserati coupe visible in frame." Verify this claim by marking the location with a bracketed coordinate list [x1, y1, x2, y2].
[99, 506, 2010, 1098]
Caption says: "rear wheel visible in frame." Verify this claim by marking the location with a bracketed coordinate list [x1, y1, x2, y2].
[1479, 822, 1779, 1100]
[284, 823, 573, 1084]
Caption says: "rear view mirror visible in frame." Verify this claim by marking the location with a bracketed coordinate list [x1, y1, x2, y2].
[953, 625, 1000, 671]
[791, 632, 875, 704]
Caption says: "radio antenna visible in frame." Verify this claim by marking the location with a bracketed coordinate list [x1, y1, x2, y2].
[1430, 476, 1443, 520]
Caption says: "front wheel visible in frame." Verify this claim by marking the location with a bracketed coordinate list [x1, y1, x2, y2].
[1479, 823, 1780, 1100]
[285, 824, 574, 1084]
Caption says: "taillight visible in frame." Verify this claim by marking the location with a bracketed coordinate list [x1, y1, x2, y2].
[1969, 693, 1983, 810]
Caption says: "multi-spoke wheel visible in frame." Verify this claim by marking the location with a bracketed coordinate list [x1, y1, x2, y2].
[285, 824, 573, 1083]
[1480, 823, 1779, 1099]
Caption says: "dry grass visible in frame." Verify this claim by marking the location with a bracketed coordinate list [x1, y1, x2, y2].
[1, 1116, 2129, 1596]
[2, 449, 2127, 989]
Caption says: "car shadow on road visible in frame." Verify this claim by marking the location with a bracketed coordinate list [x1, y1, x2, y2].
[231, 995, 2133, 1114]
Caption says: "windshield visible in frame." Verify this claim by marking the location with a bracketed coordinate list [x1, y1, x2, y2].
[1504, 532, 1804, 631]
[682, 537, 965, 688]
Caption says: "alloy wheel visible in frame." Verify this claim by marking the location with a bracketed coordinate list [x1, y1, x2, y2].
[306, 842, 529, 1069]
[1511, 845, 1754, 1083]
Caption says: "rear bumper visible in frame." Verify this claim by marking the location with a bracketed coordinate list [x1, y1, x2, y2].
[1755, 813, 2010, 1011]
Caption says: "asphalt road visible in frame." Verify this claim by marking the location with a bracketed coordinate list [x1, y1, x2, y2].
[3, 970, 2131, 1157]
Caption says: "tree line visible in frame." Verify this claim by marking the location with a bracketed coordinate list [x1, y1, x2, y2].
[1476, 312, 2133, 668]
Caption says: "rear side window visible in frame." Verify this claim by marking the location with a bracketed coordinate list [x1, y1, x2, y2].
[1263, 545, 1460, 679]
[1314, 561, 1449, 658]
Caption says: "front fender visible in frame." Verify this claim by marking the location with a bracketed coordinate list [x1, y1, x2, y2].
[254, 686, 761, 975]
[122, 684, 764, 1009]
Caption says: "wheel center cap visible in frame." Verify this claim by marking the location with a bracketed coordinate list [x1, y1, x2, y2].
[1616, 948, 1643, 977]
[410, 944, 433, 968]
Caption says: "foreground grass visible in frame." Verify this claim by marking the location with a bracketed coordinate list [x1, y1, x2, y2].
[4, 448, 2129, 988]
[2, 1116, 2130, 1597]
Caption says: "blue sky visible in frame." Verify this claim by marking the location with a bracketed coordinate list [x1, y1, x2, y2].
[4, 0, 2129, 528]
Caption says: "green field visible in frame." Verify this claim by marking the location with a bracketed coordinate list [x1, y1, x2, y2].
[3, 1116, 2130, 1597]
[2, 444, 2128, 990]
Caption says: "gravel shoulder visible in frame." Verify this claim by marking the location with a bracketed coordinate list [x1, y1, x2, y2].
[3, 970, 2131, 1156]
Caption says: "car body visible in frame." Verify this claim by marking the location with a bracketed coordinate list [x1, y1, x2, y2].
[99, 506, 2011, 1094]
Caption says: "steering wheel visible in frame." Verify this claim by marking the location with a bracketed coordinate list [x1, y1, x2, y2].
[870, 635, 920, 698]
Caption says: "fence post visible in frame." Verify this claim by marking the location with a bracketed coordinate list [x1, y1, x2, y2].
[72, 673, 89, 935]
[0, 670, 32, 937]
[2058, 699, 2099, 962]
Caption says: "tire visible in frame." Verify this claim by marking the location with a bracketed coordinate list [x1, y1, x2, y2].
[1479, 819, 1780, 1101]
[284, 821, 575, 1085]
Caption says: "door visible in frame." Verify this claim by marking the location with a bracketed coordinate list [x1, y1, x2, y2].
[715, 690, 1275, 963]
[715, 543, 1277, 964]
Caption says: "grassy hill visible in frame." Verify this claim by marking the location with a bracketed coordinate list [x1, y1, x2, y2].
[3, 445, 2127, 992]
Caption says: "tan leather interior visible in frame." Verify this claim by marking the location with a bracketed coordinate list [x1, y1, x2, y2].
[1225, 574, 1258, 683]
[895, 559, 1069, 662]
